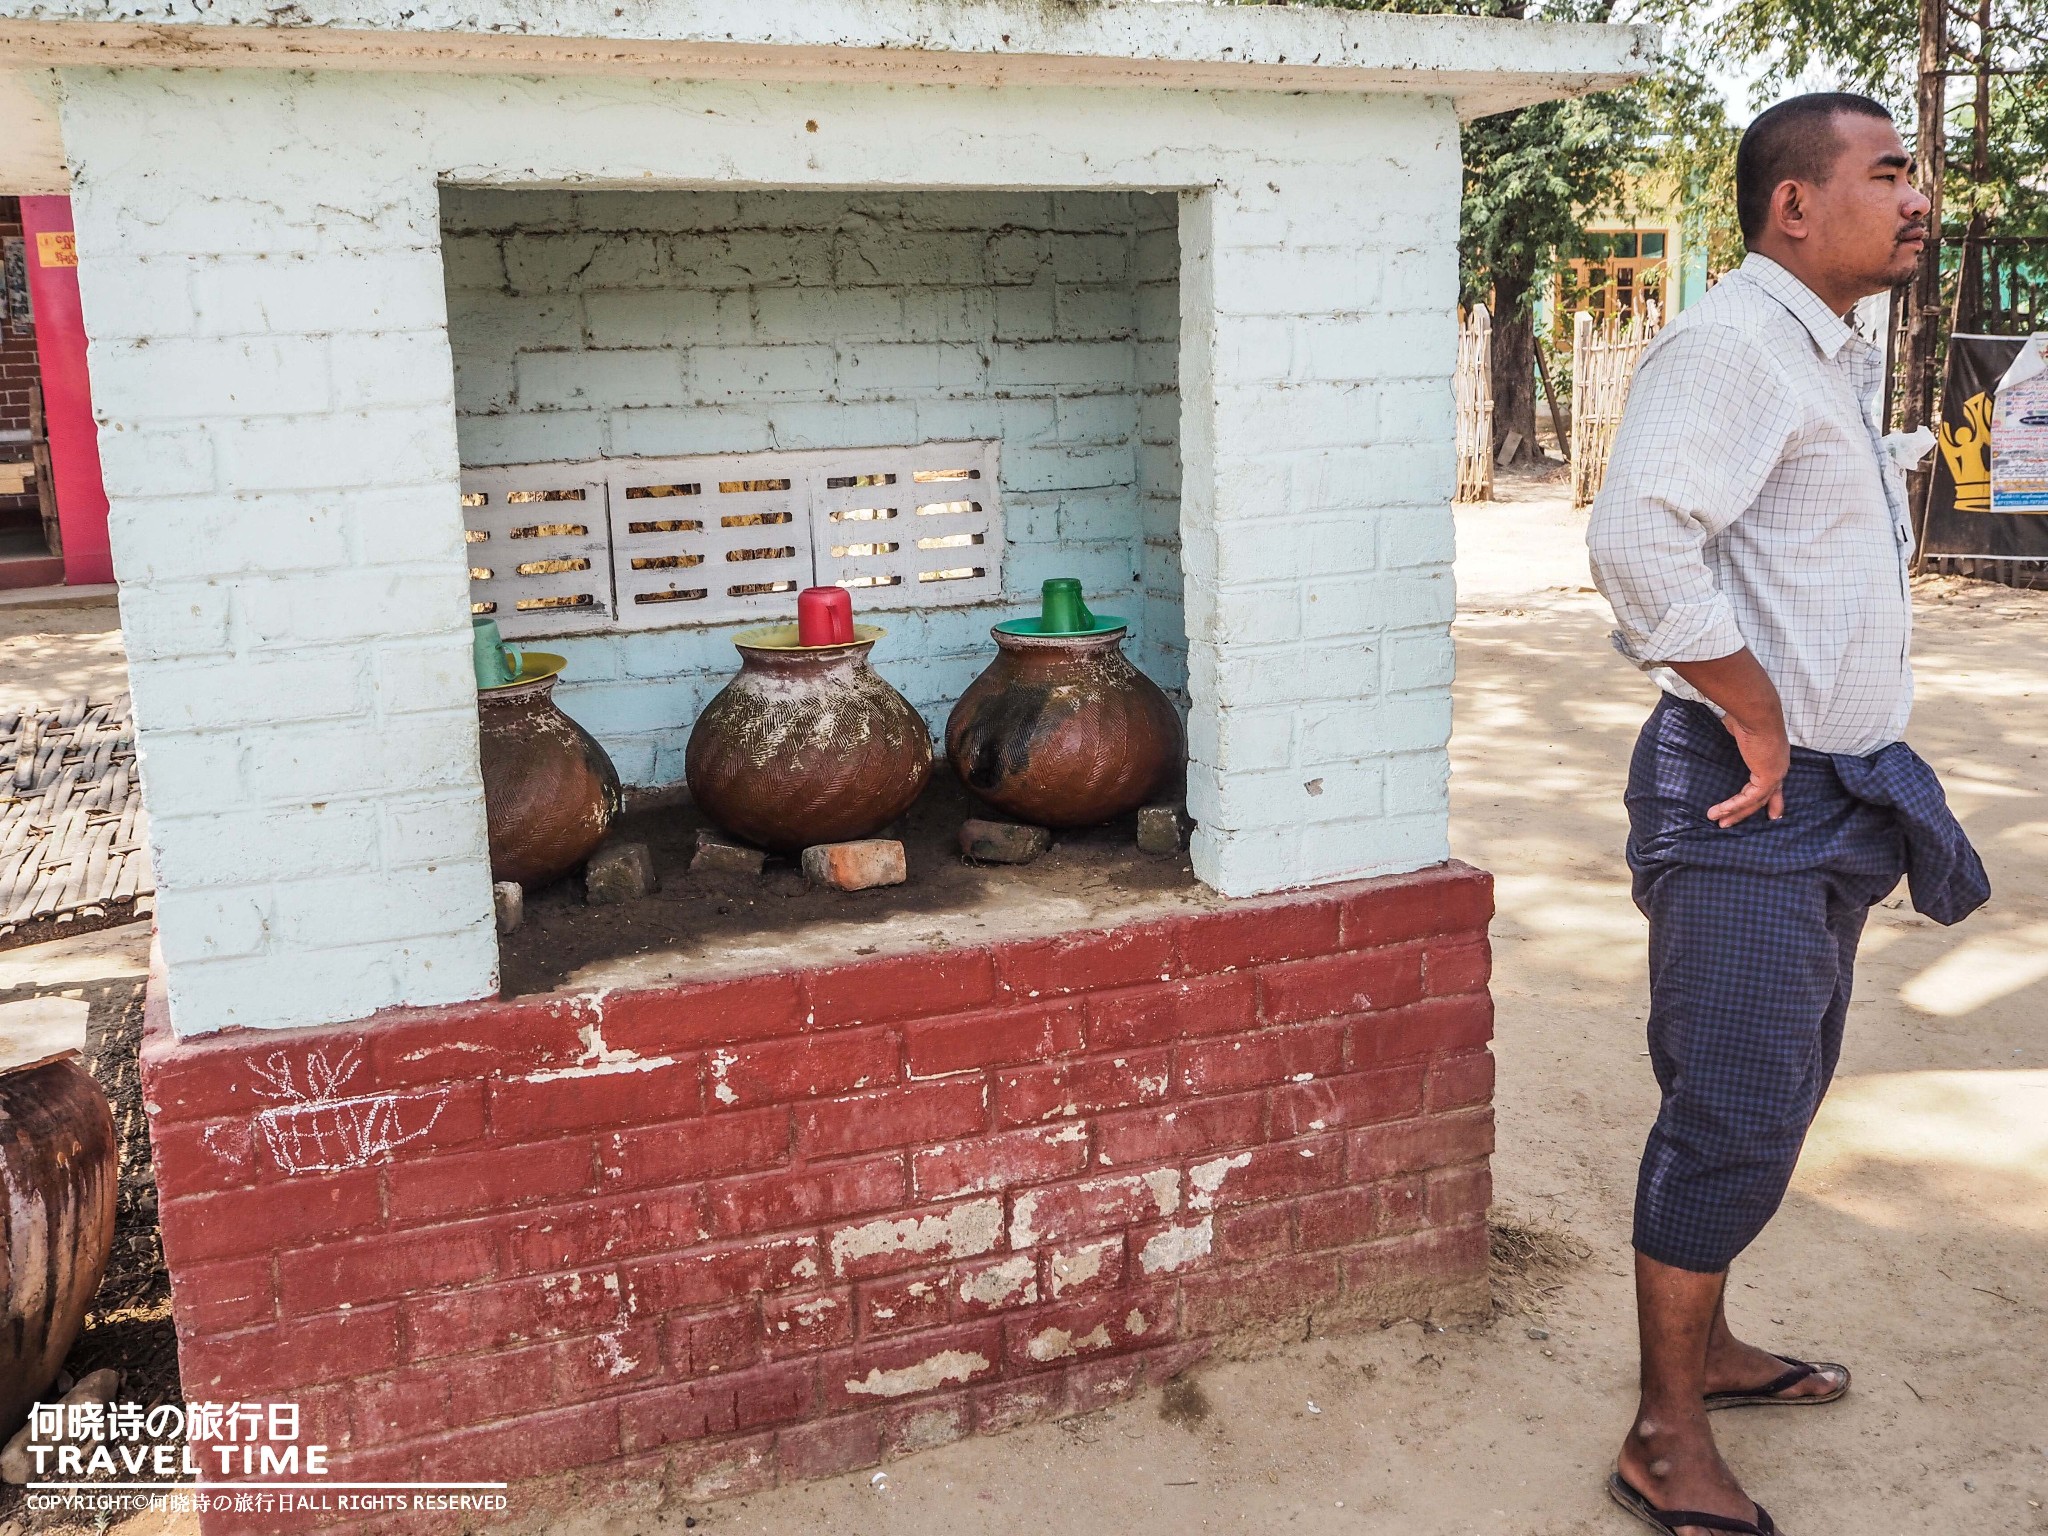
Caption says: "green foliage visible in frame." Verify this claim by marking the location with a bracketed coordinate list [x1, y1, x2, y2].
[1230, 0, 1729, 313]
[1709, 0, 1916, 103]
[1702, 0, 2048, 237]
[1458, 87, 1655, 313]
[1951, 67, 2048, 237]
[1642, 43, 1745, 276]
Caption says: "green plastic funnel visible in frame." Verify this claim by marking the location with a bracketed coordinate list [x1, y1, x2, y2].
[994, 577, 1128, 638]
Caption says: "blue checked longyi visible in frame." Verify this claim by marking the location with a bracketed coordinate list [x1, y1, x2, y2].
[1623, 696, 1989, 1273]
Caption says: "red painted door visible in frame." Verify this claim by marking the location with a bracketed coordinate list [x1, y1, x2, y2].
[18, 196, 112, 586]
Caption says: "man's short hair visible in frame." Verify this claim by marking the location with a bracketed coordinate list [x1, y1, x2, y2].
[1736, 93, 1896, 244]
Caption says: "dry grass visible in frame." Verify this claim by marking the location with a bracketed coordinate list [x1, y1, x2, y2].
[1158, 1374, 1212, 1430]
[1489, 1211, 1593, 1322]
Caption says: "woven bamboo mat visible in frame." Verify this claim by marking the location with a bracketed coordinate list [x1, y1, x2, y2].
[0, 694, 153, 950]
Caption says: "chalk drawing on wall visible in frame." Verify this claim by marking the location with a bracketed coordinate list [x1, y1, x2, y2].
[247, 1044, 449, 1176]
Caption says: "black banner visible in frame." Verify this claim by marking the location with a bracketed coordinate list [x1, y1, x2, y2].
[1920, 333, 2048, 561]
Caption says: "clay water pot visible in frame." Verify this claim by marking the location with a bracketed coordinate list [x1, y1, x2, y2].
[686, 624, 932, 856]
[946, 622, 1182, 829]
[2, 1056, 117, 1436]
[478, 654, 622, 887]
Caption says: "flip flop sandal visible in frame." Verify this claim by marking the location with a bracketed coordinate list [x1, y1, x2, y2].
[1703, 1355, 1849, 1411]
[1607, 1471, 1779, 1535]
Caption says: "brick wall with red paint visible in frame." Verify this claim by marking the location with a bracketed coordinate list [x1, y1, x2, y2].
[0, 197, 41, 531]
[141, 864, 1495, 1533]
[1, 198, 37, 441]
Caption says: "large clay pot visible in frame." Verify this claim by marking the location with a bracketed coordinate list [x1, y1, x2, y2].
[686, 624, 932, 855]
[478, 655, 621, 887]
[2, 1056, 117, 1436]
[946, 623, 1182, 828]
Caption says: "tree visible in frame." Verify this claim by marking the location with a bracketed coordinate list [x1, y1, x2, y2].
[1459, 82, 1654, 462]
[1642, 44, 1745, 283]
[1704, 0, 2048, 420]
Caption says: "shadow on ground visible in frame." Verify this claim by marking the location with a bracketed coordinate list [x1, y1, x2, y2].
[561, 581, 2046, 1536]
[3, 529, 2043, 1535]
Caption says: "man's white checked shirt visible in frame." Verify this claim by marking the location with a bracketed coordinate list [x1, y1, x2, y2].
[1587, 253, 1916, 757]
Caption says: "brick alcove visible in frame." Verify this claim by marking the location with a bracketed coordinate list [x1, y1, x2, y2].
[143, 862, 1494, 1529]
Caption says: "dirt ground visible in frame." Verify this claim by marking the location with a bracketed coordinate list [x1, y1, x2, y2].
[6, 472, 2046, 1534]
[0, 592, 124, 713]
[633, 474, 2045, 1536]
[509, 773, 1202, 998]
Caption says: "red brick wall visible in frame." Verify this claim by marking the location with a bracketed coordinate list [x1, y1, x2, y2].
[0, 197, 37, 442]
[141, 864, 1495, 1533]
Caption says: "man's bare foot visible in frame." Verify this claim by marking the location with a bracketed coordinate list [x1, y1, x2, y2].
[1616, 1398, 1765, 1535]
[1705, 1332, 1848, 1402]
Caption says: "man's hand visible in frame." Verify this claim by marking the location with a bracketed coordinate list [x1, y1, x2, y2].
[1666, 650, 1791, 828]
[1707, 713, 1790, 827]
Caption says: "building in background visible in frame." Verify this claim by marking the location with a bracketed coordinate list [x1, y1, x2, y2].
[1541, 176, 1712, 340]
[0, 194, 58, 585]
[0, 192, 111, 589]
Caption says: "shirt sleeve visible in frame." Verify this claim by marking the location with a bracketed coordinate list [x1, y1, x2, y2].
[1585, 322, 1800, 666]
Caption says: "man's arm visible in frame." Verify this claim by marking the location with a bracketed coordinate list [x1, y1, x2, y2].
[1586, 322, 1798, 828]
[1665, 651, 1789, 827]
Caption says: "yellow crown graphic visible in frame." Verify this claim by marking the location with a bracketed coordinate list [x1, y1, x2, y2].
[1939, 390, 1994, 513]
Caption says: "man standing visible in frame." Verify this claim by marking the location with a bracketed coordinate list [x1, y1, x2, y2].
[1587, 94, 1989, 1536]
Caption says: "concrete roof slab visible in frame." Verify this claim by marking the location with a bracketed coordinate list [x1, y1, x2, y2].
[0, 1, 1651, 118]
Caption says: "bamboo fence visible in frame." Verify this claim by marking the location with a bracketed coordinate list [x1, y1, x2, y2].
[1568, 302, 1661, 508]
[1454, 304, 1495, 503]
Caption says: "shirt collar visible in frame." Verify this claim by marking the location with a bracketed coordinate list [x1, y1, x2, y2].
[1735, 252, 1858, 359]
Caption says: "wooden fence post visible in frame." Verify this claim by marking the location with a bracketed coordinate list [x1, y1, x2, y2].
[1568, 303, 1661, 508]
[1454, 304, 1495, 503]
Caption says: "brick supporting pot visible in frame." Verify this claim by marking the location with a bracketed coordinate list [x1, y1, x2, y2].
[142, 862, 1495, 1532]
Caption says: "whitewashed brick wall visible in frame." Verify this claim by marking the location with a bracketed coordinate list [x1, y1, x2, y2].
[62, 75, 497, 1036]
[54, 67, 1460, 1032]
[442, 188, 1183, 784]
[1179, 175, 1460, 895]
[1132, 207, 1186, 702]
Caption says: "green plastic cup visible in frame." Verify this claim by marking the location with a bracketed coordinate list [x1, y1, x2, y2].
[1038, 578, 1095, 636]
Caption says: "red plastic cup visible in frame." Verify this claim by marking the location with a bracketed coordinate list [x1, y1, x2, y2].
[796, 585, 856, 646]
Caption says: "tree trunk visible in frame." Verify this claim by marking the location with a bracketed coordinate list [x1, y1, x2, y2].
[1952, 0, 1991, 336]
[1951, 211, 1986, 336]
[1901, 0, 1946, 432]
[1490, 262, 1540, 466]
